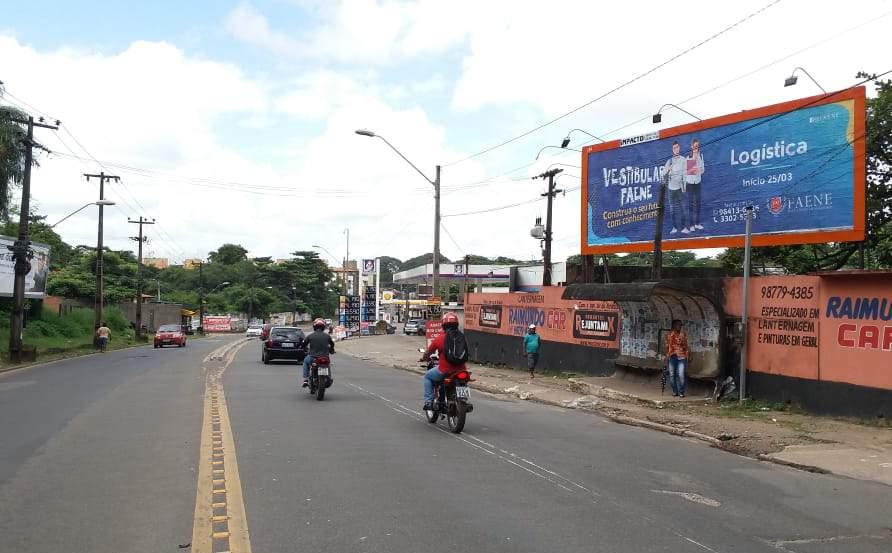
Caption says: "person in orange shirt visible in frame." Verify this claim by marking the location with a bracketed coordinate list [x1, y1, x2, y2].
[665, 319, 689, 397]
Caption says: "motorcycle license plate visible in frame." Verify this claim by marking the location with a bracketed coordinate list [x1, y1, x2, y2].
[317, 366, 330, 376]
[456, 386, 470, 399]
[281, 342, 294, 348]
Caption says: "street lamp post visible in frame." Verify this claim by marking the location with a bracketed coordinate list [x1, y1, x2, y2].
[355, 129, 442, 296]
[561, 129, 605, 148]
[652, 104, 702, 124]
[784, 67, 827, 94]
[49, 200, 116, 228]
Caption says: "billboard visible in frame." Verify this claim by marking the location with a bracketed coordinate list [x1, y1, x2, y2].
[581, 88, 866, 254]
[362, 259, 376, 273]
[203, 316, 231, 332]
[0, 236, 51, 298]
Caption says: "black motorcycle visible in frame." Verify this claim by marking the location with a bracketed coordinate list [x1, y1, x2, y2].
[420, 349, 474, 433]
[308, 354, 333, 401]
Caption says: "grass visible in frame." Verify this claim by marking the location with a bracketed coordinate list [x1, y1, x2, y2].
[0, 306, 138, 363]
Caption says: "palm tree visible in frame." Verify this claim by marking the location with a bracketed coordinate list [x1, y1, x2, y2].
[0, 85, 28, 219]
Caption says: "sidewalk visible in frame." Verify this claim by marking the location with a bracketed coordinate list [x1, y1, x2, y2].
[337, 333, 892, 486]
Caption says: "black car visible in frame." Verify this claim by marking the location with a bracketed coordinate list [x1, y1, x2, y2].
[262, 326, 306, 364]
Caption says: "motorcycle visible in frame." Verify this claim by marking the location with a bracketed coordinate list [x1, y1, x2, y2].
[419, 348, 474, 433]
[308, 354, 333, 401]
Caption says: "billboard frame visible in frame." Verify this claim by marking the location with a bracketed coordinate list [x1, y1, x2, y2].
[580, 87, 866, 255]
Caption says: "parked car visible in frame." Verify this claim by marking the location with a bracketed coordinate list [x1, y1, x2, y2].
[246, 324, 263, 338]
[262, 326, 306, 364]
[404, 319, 426, 336]
[154, 324, 186, 348]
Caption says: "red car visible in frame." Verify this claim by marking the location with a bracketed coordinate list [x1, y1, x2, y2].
[260, 323, 272, 340]
[154, 324, 187, 348]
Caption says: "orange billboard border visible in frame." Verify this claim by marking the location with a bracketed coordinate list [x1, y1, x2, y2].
[579, 87, 867, 256]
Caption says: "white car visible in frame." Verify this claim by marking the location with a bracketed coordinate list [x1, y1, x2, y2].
[246, 325, 263, 338]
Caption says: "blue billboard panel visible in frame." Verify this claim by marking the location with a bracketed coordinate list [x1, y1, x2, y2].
[582, 89, 865, 254]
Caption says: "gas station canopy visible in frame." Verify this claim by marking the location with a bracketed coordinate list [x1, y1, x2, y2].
[392, 263, 511, 285]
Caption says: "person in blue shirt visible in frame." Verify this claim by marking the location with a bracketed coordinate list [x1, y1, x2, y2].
[523, 324, 541, 377]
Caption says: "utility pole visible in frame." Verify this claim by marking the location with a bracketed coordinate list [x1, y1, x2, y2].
[85, 172, 120, 338]
[651, 174, 667, 280]
[534, 168, 563, 287]
[463, 254, 470, 305]
[198, 261, 205, 335]
[129, 216, 155, 338]
[7, 115, 59, 362]
[739, 206, 754, 404]
[433, 165, 441, 298]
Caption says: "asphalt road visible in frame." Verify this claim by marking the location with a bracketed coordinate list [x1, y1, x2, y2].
[1, 334, 891, 552]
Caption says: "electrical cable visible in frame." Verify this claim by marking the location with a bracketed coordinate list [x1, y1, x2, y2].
[443, 0, 784, 167]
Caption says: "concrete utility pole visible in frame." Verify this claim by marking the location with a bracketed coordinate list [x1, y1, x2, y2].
[7, 115, 58, 362]
[534, 168, 563, 287]
[433, 164, 441, 297]
[651, 174, 667, 281]
[85, 172, 120, 337]
[128, 216, 155, 338]
[198, 261, 205, 335]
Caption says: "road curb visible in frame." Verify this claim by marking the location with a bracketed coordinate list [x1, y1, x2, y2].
[0, 341, 151, 376]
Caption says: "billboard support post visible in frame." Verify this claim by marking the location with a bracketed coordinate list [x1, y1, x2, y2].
[651, 175, 666, 281]
[739, 205, 754, 404]
[8, 115, 58, 362]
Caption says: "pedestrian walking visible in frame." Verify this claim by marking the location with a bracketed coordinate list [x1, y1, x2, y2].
[96, 322, 111, 353]
[665, 319, 689, 397]
[523, 324, 541, 377]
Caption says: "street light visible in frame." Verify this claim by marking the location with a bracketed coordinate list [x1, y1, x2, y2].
[561, 129, 605, 148]
[784, 67, 826, 94]
[49, 200, 116, 228]
[652, 104, 702, 124]
[536, 145, 580, 160]
[355, 128, 442, 296]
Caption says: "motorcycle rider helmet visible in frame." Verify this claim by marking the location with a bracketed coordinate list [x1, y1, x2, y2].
[442, 312, 459, 330]
[313, 318, 326, 330]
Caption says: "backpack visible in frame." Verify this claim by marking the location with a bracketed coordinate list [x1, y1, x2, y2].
[444, 328, 469, 365]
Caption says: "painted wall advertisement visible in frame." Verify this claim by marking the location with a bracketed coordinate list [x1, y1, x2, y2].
[464, 287, 621, 350]
[582, 88, 865, 254]
[0, 236, 51, 298]
[725, 273, 892, 392]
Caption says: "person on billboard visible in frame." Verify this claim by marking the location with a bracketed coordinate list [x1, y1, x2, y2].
[685, 138, 705, 231]
[662, 141, 690, 234]
[664, 319, 689, 397]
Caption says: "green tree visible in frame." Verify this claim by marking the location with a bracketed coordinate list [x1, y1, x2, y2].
[208, 243, 248, 265]
[400, 252, 452, 270]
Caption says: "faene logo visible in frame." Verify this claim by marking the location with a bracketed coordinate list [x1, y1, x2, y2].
[767, 193, 832, 216]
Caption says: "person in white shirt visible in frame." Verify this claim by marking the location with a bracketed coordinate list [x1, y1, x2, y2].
[662, 141, 690, 234]
[685, 138, 705, 231]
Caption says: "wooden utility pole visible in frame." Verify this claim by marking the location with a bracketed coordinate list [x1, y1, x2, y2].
[85, 172, 120, 337]
[534, 168, 563, 287]
[129, 216, 155, 338]
[7, 115, 58, 361]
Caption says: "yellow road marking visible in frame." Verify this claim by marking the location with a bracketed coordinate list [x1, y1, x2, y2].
[190, 339, 252, 553]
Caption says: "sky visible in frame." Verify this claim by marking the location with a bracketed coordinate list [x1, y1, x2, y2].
[1, 0, 890, 266]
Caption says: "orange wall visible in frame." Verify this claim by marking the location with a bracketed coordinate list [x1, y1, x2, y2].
[724, 276, 821, 380]
[819, 275, 892, 390]
[726, 273, 892, 391]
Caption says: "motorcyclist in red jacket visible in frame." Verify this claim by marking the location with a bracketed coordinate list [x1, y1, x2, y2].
[421, 312, 465, 411]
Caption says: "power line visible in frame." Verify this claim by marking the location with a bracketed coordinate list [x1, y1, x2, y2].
[443, 186, 581, 218]
[443, 0, 784, 167]
[440, 222, 465, 255]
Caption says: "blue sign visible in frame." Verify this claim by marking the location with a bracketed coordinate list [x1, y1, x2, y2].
[585, 96, 861, 251]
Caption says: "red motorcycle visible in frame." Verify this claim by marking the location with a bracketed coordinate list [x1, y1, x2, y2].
[420, 349, 474, 433]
